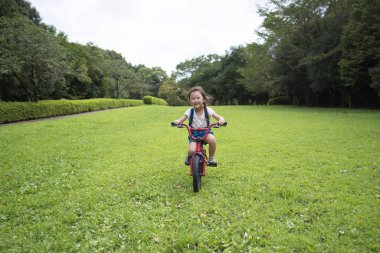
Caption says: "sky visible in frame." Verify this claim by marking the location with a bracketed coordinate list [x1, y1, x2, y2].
[28, 0, 267, 74]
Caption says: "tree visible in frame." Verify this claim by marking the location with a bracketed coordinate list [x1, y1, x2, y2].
[369, 64, 380, 96]
[0, 0, 41, 24]
[58, 42, 90, 99]
[175, 54, 222, 104]
[158, 79, 185, 106]
[0, 16, 68, 101]
[212, 46, 252, 104]
[238, 43, 273, 104]
[257, 0, 312, 105]
[175, 54, 221, 88]
[339, 0, 380, 107]
[137, 66, 168, 97]
[297, 0, 350, 106]
[83, 43, 108, 98]
[107, 58, 130, 98]
[256, 0, 356, 106]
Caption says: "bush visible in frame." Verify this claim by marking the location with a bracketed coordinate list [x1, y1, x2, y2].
[0, 98, 143, 123]
[267, 96, 291, 105]
[143, 96, 168, 106]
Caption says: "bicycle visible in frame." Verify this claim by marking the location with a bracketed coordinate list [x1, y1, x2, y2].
[171, 121, 227, 192]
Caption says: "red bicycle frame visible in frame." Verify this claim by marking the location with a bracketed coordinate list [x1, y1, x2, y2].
[178, 122, 220, 176]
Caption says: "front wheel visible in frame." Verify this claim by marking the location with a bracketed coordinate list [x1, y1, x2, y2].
[192, 155, 202, 192]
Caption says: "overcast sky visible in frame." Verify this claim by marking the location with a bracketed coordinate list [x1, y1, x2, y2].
[28, 0, 267, 74]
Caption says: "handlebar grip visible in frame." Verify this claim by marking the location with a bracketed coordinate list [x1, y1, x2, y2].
[216, 122, 227, 127]
[171, 122, 183, 128]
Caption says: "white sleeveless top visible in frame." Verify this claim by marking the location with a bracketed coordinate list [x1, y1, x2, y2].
[184, 107, 215, 128]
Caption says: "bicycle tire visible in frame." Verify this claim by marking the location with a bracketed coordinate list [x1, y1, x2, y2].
[192, 155, 202, 192]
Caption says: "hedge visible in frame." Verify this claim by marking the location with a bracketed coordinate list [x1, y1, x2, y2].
[0, 98, 143, 123]
[143, 96, 168, 106]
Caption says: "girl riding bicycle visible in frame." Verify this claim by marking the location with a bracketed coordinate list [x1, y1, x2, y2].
[173, 86, 226, 166]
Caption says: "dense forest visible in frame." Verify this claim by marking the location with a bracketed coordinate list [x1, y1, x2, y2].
[1, 0, 379, 107]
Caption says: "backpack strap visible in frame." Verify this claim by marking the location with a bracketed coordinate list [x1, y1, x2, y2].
[189, 107, 210, 127]
[204, 106, 210, 127]
[189, 108, 194, 127]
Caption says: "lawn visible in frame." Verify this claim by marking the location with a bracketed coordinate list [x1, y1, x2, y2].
[0, 105, 379, 252]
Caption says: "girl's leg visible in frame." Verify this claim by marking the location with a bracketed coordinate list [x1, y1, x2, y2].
[185, 142, 197, 166]
[205, 134, 216, 158]
[188, 142, 197, 157]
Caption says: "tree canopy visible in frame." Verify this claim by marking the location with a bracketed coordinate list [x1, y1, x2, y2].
[1, 0, 379, 107]
[0, 0, 168, 102]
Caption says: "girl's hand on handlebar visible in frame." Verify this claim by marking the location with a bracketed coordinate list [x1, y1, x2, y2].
[218, 119, 226, 126]
[171, 120, 182, 127]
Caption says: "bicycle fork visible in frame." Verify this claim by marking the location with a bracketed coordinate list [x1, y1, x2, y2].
[190, 144, 207, 176]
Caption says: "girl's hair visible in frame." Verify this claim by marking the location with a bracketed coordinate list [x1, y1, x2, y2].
[188, 86, 210, 125]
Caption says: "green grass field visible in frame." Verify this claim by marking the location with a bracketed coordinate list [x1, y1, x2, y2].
[1, 105, 379, 252]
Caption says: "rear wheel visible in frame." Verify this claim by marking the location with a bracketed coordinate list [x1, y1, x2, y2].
[192, 155, 202, 192]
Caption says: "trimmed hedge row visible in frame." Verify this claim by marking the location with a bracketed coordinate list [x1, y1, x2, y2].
[0, 98, 143, 123]
[143, 96, 168, 106]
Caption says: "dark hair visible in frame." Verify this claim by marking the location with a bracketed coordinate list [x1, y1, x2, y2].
[188, 86, 210, 125]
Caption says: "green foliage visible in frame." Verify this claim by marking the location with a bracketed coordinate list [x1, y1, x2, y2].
[175, 54, 221, 84]
[175, 48, 253, 105]
[171, 0, 380, 107]
[175, 54, 222, 105]
[239, 43, 272, 96]
[0, 0, 41, 24]
[143, 96, 168, 106]
[252, 0, 380, 107]
[157, 79, 186, 106]
[137, 66, 168, 97]
[0, 106, 379, 251]
[0, 99, 143, 123]
[338, 0, 380, 107]
[0, 16, 68, 102]
[214, 46, 252, 105]
[267, 96, 291, 105]
[0, 4, 167, 102]
[1, 0, 379, 108]
[369, 64, 380, 96]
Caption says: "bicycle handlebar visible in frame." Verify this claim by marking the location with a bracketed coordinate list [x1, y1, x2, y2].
[170, 121, 227, 128]
[170, 121, 227, 141]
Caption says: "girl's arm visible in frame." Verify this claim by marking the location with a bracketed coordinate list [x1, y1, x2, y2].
[174, 114, 187, 125]
[212, 113, 226, 125]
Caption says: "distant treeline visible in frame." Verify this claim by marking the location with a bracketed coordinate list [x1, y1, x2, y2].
[175, 0, 380, 108]
[1, 0, 379, 108]
[0, 0, 169, 103]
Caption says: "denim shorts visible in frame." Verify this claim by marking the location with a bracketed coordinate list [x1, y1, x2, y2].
[188, 130, 214, 143]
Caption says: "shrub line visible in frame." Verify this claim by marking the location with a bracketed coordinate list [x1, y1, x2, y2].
[0, 98, 143, 123]
[0, 106, 128, 126]
[1, 96, 169, 124]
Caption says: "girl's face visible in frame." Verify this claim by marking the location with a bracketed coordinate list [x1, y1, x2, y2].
[189, 91, 205, 109]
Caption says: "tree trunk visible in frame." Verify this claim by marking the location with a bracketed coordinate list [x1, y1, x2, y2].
[31, 65, 39, 102]
[328, 88, 337, 107]
[116, 79, 120, 98]
[344, 87, 352, 108]
[348, 92, 352, 108]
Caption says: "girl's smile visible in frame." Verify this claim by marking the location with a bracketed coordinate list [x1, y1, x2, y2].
[189, 91, 204, 109]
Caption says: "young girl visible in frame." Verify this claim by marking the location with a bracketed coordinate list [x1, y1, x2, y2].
[173, 86, 226, 167]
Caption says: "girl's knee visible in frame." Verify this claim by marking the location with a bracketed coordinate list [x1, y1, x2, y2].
[188, 142, 196, 155]
[206, 135, 216, 144]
